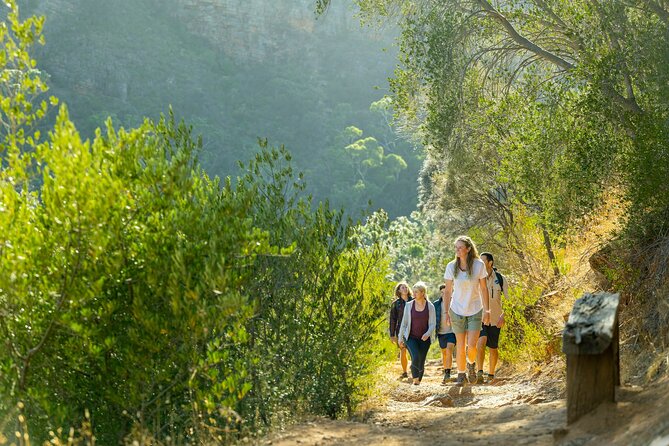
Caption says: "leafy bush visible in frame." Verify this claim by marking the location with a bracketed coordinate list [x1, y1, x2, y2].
[0, 4, 391, 443]
[234, 144, 390, 425]
[499, 286, 553, 364]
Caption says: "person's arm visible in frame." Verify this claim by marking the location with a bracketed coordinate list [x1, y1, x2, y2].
[498, 275, 508, 328]
[480, 277, 491, 325]
[398, 301, 411, 347]
[423, 301, 436, 340]
[389, 301, 398, 341]
[496, 311, 505, 328]
[443, 280, 453, 326]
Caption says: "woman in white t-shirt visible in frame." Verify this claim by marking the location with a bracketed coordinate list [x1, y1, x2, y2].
[442, 236, 490, 386]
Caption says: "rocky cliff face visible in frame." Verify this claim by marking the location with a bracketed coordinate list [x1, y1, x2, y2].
[171, 0, 353, 62]
[24, 0, 393, 112]
[20, 0, 399, 182]
[16, 0, 415, 216]
[28, 0, 361, 63]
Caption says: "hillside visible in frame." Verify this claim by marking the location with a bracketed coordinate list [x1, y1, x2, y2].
[23, 0, 420, 217]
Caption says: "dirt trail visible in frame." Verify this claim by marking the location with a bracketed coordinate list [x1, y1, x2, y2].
[261, 358, 669, 446]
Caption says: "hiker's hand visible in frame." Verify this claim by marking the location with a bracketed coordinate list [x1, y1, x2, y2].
[445, 313, 451, 326]
[390, 336, 398, 345]
[398, 340, 405, 348]
[421, 334, 429, 341]
[497, 315, 505, 328]
[482, 311, 491, 325]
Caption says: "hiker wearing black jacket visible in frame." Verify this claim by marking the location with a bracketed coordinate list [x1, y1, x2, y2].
[389, 281, 412, 379]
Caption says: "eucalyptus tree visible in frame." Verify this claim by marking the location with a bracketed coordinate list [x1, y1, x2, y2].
[316, 0, 669, 273]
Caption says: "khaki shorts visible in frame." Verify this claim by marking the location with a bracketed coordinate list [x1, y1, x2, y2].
[449, 309, 483, 334]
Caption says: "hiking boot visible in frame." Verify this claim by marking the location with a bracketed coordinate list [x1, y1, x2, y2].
[486, 373, 495, 384]
[441, 369, 451, 385]
[467, 362, 477, 383]
[400, 371, 408, 379]
[476, 370, 484, 384]
[455, 372, 466, 387]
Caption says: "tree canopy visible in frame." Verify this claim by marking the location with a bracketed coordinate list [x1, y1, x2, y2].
[318, 0, 669, 269]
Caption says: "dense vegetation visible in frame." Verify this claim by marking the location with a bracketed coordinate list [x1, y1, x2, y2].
[3, 0, 669, 443]
[0, 3, 391, 443]
[317, 0, 669, 369]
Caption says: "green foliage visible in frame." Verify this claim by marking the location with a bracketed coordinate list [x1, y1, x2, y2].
[1, 101, 269, 442]
[0, 4, 392, 443]
[334, 0, 669, 302]
[320, 101, 420, 219]
[491, 87, 623, 237]
[354, 210, 453, 295]
[316, 121, 418, 218]
[234, 144, 391, 423]
[499, 286, 553, 364]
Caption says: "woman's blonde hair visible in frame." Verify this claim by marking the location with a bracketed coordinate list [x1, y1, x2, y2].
[453, 235, 480, 277]
[394, 281, 412, 299]
[412, 281, 428, 296]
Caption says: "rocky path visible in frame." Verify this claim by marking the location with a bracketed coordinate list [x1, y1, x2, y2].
[261, 358, 669, 445]
[264, 359, 567, 445]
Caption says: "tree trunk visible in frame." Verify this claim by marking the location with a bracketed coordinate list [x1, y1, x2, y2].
[540, 224, 560, 278]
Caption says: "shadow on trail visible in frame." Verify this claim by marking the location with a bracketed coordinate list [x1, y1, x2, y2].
[263, 360, 669, 445]
[446, 384, 475, 406]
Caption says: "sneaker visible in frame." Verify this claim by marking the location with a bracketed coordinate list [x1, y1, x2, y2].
[467, 362, 477, 383]
[441, 369, 451, 385]
[413, 378, 420, 385]
[400, 371, 408, 379]
[476, 370, 484, 384]
[486, 373, 495, 383]
[455, 372, 466, 387]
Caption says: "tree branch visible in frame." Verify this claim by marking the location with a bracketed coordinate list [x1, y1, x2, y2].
[589, 1, 643, 114]
[475, 0, 643, 115]
[533, 0, 573, 31]
[473, 0, 575, 70]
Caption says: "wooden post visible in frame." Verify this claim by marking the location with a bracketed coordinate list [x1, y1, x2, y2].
[562, 292, 620, 424]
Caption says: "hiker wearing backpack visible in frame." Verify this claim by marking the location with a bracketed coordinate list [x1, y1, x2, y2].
[476, 252, 509, 383]
[433, 283, 456, 384]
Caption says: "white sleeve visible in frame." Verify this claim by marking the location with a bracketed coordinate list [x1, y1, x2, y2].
[444, 262, 454, 280]
[478, 260, 488, 279]
[398, 301, 412, 343]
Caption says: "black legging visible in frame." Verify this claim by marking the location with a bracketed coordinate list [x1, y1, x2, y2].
[405, 337, 431, 380]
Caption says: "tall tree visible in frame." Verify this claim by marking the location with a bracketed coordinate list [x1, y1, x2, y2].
[317, 0, 669, 269]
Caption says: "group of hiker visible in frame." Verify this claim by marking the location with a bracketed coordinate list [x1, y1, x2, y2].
[389, 235, 509, 387]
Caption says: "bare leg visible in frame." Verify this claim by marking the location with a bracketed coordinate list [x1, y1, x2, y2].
[400, 346, 408, 373]
[466, 330, 479, 365]
[476, 336, 487, 370]
[455, 332, 467, 372]
[441, 348, 449, 370]
[488, 347, 499, 375]
[445, 344, 454, 369]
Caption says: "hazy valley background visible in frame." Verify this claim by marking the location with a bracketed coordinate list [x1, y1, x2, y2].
[24, 0, 420, 217]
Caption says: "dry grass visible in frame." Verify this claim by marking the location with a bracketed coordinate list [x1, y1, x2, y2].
[564, 191, 669, 385]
